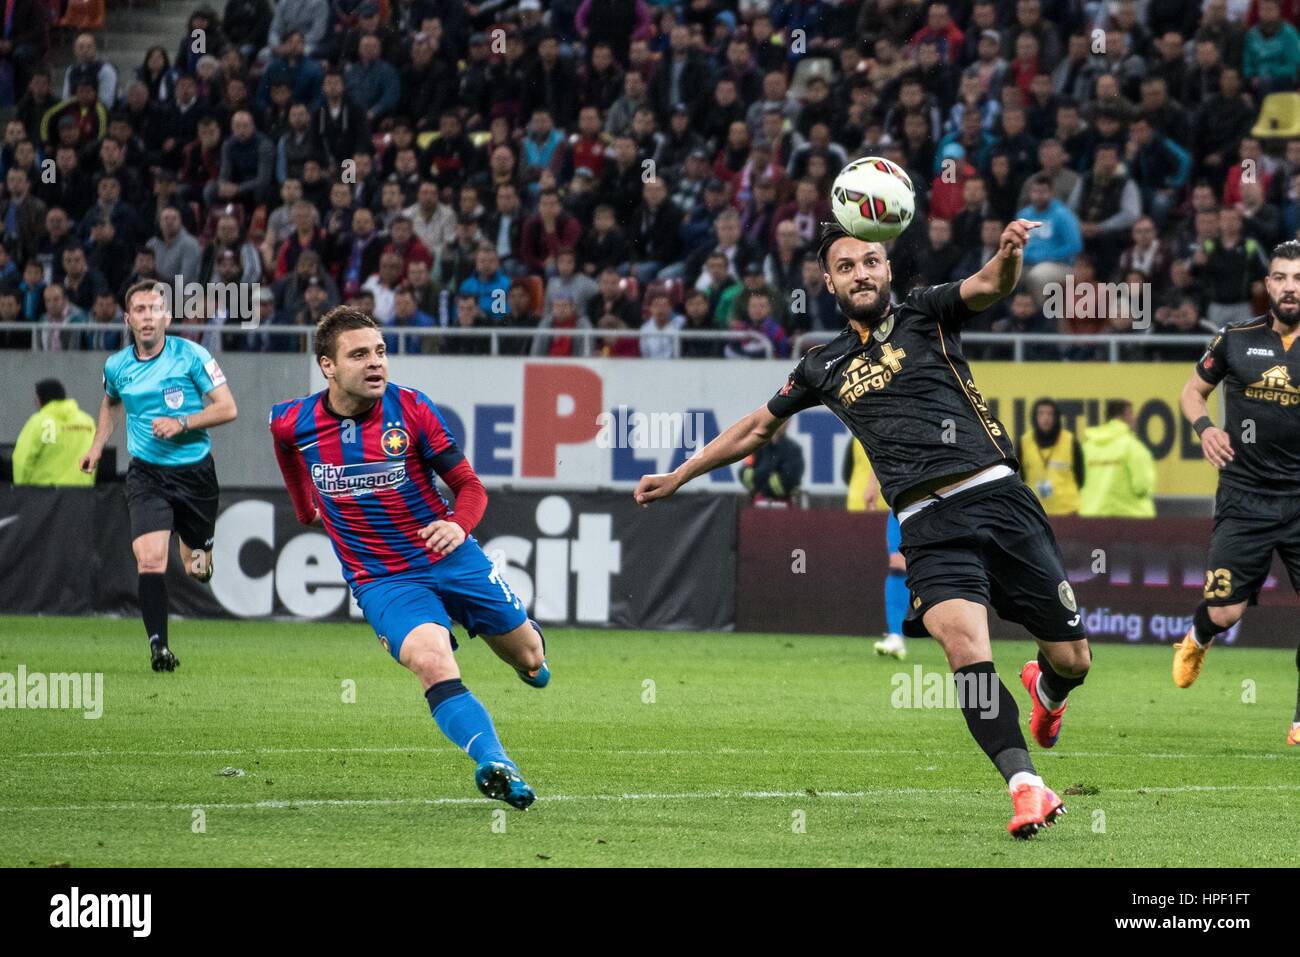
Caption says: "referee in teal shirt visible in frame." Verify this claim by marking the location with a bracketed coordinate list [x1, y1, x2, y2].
[81, 281, 240, 672]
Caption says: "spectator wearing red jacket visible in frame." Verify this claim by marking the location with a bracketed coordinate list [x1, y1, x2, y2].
[521, 189, 583, 277]
[383, 216, 434, 281]
[908, 1, 965, 65]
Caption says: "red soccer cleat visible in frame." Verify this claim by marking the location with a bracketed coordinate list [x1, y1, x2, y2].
[1020, 659, 1067, 749]
[1007, 783, 1066, 839]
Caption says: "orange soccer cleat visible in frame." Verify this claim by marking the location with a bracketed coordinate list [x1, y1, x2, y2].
[1172, 630, 1209, 688]
[1287, 724, 1300, 747]
[1007, 783, 1066, 840]
[1020, 660, 1067, 749]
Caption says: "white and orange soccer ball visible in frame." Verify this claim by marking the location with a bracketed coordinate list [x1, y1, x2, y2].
[830, 156, 916, 243]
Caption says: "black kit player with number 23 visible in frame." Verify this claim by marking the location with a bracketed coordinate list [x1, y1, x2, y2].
[634, 219, 1093, 840]
[1175, 240, 1300, 748]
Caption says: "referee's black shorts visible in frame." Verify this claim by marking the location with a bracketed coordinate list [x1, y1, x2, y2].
[899, 475, 1086, 643]
[125, 454, 220, 549]
[1203, 483, 1300, 606]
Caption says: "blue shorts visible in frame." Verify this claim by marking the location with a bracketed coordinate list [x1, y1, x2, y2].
[353, 539, 528, 661]
[886, 512, 902, 555]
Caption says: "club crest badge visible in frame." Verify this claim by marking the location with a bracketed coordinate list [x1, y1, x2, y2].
[1058, 580, 1077, 612]
[382, 427, 410, 457]
[163, 386, 185, 410]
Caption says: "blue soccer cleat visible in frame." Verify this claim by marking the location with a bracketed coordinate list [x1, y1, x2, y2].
[475, 760, 536, 810]
[518, 659, 550, 688]
[517, 619, 550, 688]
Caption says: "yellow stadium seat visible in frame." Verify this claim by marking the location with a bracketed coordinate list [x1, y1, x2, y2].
[1252, 92, 1300, 139]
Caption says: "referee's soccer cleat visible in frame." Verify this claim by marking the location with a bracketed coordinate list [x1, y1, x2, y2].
[1172, 630, 1209, 688]
[1288, 723, 1300, 747]
[1007, 783, 1065, 840]
[150, 640, 179, 673]
[873, 633, 907, 660]
[1020, 660, 1066, 749]
[475, 760, 536, 810]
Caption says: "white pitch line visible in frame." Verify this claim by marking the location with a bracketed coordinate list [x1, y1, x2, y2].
[4, 784, 1300, 815]
[4, 745, 1293, 761]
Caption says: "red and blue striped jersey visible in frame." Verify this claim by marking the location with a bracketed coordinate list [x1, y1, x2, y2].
[269, 382, 487, 588]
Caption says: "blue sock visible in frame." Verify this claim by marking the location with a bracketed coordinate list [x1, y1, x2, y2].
[425, 679, 512, 766]
[885, 570, 909, 636]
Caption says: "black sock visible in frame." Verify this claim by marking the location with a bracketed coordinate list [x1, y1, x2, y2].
[1294, 645, 1300, 724]
[1194, 602, 1227, 647]
[1036, 651, 1086, 706]
[954, 662, 1035, 784]
[139, 573, 168, 647]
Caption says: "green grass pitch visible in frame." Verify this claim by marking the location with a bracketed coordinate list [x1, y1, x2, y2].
[1, 615, 1297, 867]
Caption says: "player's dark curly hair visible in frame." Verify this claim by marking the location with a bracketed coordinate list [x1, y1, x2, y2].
[816, 220, 851, 272]
[315, 306, 379, 362]
[817, 220, 891, 272]
[1270, 240, 1300, 265]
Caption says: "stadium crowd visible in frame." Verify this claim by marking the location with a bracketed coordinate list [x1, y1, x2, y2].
[0, 0, 1299, 359]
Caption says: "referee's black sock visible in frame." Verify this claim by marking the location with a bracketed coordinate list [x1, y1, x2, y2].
[954, 662, 1035, 784]
[1036, 651, 1086, 709]
[139, 573, 169, 647]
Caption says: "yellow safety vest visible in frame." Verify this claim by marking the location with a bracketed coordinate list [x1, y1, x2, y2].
[845, 440, 890, 512]
[1020, 428, 1081, 515]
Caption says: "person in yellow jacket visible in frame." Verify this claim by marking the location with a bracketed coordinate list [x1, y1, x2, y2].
[1018, 398, 1084, 515]
[12, 379, 96, 486]
[843, 439, 908, 659]
[1079, 400, 1157, 517]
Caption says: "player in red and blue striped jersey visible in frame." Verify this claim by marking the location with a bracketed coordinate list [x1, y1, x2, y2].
[269, 307, 548, 809]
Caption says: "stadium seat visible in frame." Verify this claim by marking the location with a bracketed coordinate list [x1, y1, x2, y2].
[58, 0, 105, 31]
[1252, 93, 1300, 140]
[513, 275, 544, 315]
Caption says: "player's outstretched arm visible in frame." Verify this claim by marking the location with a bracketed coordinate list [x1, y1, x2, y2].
[80, 394, 121, 474]
[635, 404, 784, 505]
[959, 218, 1041, 313]
[1181, 372, 1234, 468]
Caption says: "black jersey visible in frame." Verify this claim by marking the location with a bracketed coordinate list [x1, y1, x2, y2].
[767, 281, 1018, 507]
[1196, 315, 1300, 496]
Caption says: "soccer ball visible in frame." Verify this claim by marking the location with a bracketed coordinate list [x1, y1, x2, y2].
[830, 157, 916, 243]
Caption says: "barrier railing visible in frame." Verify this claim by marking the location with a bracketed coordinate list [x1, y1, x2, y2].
[792, 330, 1213, 362]
[0, 323, 776, 358]
[0, 324, 1214, 361]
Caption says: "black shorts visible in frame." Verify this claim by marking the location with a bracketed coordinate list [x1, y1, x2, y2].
[898, 475, 1085, 642]
[125, 454, 220, 548]
[1203, 483, 1300, 606]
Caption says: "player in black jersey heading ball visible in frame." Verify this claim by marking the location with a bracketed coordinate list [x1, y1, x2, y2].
[1174, 240, 1300, 747]
[635, 218, 1092, 839]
